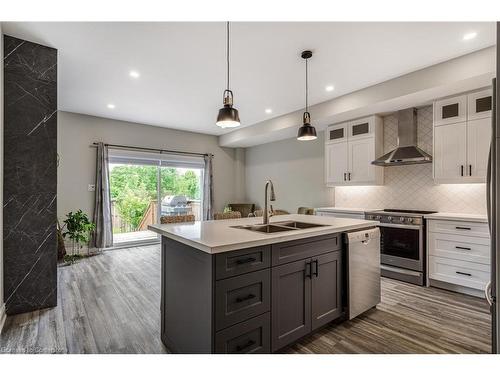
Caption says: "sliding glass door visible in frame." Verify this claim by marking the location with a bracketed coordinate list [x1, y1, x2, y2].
[109, 162, 161, 245]
[159, 166, 203, 221]
[108, 149, 204, 246]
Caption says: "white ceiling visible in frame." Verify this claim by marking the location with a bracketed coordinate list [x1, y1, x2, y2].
[2, 22, 496, 136]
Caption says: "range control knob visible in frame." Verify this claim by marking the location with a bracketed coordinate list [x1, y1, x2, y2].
[387, 216, 393, 221]
[406, 217, 414, 224]
[399, 216, 406, 222]
[375, 215, 382, 220]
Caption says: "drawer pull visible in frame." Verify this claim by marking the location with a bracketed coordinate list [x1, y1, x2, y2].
[236, 339, 256, 352]
[236, 293, 256, 303]
[455, 246, 472, 251]
[236, 257, 257, 265]
[456, 271, 472, 277]
[455, 226, 471, 230]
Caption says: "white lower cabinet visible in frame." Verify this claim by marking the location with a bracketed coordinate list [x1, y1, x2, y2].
[427, 218, 490, 296]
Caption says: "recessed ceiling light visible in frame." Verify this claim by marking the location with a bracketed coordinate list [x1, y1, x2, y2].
[325, 85, 335, 92]
[107, 103, 116, 109]
[129, 70, 140, 78]
[463, 32, 477, 41]
[265, 108, 273, 114]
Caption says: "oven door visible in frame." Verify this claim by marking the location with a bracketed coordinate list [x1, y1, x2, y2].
[378, 223, 423, 272]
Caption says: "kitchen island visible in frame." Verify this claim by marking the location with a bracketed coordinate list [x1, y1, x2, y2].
[149, 214, 379, 354]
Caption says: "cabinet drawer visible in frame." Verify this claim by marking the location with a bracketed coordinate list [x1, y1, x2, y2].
[215, 245, 271, 280]
[271, 234, 341, 266]
[214, 312, 270, 354]
[428, 232, 490, 265]
[215, 269, 271, 331]
[427, 219, 489, 238]
[429, 256, 490, 290]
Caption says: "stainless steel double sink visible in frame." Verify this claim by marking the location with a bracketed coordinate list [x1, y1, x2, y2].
[231, 220, 328, 234]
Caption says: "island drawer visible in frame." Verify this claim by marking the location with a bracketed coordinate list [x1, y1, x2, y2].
[215, 245, 271, 280]
[271, 234, 341, 266]
[214, 312, 270, 354]
[215, 269, 271, 331]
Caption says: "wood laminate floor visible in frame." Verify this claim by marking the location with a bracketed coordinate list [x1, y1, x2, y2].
[0, 245, 491, 354]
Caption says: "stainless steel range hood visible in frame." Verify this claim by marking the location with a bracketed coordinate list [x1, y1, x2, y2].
[372, 108, 432, 166]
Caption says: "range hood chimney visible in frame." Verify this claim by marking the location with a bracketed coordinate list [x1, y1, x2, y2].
[372, 108, 432, 166]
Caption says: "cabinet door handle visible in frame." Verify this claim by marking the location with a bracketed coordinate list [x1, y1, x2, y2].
[460, 165, 464, 177]
[455, 226, 471, 230]
[456, 271, 472, 277]
[348, 172, 351, 181]
[455, 246, 472, 251]
[313, 259, 319, 277]
[305, 261, 312, 279]
[343, 172, 347, 181]
[469, 165, 472, 176]
[236, 293, 256, 303]
[236, 257, 257, 265]
[236, 339, 256, 352]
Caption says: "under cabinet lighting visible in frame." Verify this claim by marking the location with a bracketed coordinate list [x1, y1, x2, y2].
[107, 103, 116, 109]
[265, 108, 273, 114]
[325, 85, 335, 92]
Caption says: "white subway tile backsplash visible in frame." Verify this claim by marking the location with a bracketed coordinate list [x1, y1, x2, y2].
[335, 106, 487, 214]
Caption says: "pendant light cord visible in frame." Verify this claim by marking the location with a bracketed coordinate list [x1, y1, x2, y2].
[305, 58, 308, 112]
[226, 21, 230, 91]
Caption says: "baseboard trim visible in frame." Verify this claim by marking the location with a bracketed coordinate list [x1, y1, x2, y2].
[0, 302, 6, 334]
[429, 279, 485, 298]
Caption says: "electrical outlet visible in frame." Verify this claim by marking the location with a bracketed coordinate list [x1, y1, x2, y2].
[88, 184, 96, 192]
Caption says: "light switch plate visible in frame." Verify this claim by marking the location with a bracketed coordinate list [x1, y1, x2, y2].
[88, 184, 96, 192]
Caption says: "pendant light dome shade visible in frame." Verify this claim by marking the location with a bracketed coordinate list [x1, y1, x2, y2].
[297, 111, 317, 141]
[216, 89, 240, 128]
[297, 50, 317, 141]
[216, 22, 241, 128]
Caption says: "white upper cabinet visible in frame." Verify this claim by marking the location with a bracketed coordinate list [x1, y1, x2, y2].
[348, 137, 375, 184]
[467, 88, 493, 121]
[326, 122, 348, 144]
[466, 117, 491, 182]
[348, 117, 374, 139]
[433, 88, 492, 184]
[325, 116, 383, 186]
[433, 122, 467, 182]
[325, 142, 348, 185]
[434, 95, 467, 126]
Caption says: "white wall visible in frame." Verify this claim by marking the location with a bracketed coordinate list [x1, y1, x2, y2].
[244, 131, 333, 213]
[0, 23, 5, 329]
[57, 111, 243, 221]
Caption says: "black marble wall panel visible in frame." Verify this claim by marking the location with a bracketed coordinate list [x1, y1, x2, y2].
[3, 35, 57, 315]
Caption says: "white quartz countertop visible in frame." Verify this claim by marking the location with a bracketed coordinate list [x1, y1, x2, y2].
[424, 212, 488, 223]
[315, 207, 382, 214]
[148, 214, 378, 254]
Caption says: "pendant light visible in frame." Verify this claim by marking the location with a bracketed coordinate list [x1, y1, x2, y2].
[216, 22, 241, 128]
[297, 50, 317, 141]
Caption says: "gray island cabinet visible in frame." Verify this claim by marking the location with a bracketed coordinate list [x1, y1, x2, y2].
[149, 214, 378, 353]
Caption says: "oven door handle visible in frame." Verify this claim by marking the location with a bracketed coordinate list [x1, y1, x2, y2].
[376, 223, 421, 230]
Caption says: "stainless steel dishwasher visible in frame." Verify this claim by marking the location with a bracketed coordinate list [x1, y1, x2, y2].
[345, 228, 381, 320]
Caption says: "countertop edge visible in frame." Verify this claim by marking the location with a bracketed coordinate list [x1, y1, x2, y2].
[424, 213, 488, 223]
[149, 221, 378, 254]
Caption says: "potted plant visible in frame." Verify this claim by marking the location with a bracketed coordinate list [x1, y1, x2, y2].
[61, 210, 96, 264]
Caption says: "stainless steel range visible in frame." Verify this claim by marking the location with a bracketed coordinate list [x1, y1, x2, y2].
[365, 209, 437, 286]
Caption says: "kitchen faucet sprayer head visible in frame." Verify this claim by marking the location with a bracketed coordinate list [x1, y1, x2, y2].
[270, 183, 276, 201]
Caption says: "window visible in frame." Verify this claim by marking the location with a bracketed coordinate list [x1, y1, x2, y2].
[108, 149, 204, 245]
